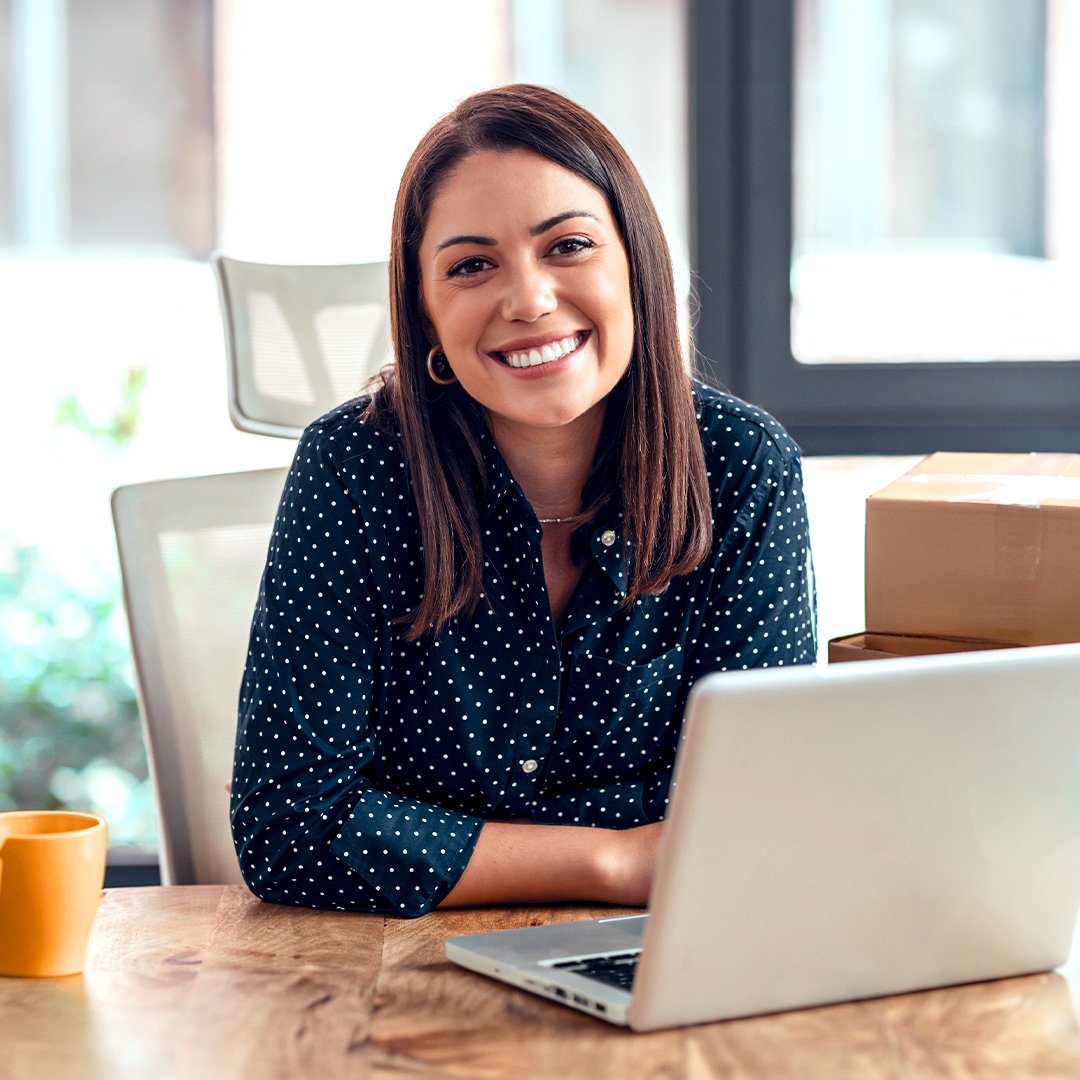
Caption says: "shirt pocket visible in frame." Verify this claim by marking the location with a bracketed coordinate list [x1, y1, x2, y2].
[557, 645, 686, 783]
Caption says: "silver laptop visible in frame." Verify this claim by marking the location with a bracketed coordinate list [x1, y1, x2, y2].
[445, 643, 1080, 1031]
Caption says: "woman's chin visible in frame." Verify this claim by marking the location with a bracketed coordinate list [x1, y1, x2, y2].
[487, 397, 608, 436]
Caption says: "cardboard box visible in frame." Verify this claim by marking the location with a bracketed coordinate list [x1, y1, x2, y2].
[865, 453, 1080, 646]
[828, 631, 1019, 663]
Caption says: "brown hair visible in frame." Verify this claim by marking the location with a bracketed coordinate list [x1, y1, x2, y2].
[366, 84, 711, 639]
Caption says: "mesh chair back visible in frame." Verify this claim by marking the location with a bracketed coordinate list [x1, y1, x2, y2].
[212, 253, 392, 438]
[112, 468, 287, 884]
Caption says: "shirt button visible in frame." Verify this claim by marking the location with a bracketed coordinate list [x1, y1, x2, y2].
[521, 759, 539, 773]
[600, 530, 616, 547]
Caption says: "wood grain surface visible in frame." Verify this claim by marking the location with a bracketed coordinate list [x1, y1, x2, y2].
[1, 886, 1079, 1079]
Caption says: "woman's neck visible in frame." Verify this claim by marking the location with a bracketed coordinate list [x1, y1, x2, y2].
[489, 404, 605, 520]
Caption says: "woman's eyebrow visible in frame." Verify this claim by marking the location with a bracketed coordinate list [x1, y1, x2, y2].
[531, 210, 600, 235]
[433, 211, 601, 255]
[434, 233, 497, 254]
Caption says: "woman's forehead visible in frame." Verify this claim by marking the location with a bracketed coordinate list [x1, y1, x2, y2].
[421, 148, 613, 249]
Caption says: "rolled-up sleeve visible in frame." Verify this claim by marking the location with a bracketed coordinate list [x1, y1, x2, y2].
[230, 423, 483, 918]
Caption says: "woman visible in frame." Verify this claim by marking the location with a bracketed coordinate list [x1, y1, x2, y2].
[231, 85, 816, 918]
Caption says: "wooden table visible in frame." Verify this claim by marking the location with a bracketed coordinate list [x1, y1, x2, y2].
[3, 886, 1080, 1079]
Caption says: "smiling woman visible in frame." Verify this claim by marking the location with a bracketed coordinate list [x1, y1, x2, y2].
[230, 85, 817, 918]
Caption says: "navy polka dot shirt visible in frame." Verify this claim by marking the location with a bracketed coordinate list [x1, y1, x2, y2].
[231, 382, 817, 917]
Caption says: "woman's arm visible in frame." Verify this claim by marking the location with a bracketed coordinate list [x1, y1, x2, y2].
[231, 420, 488, 918]
[689, 426, 817, 674]
[438, 820, 662, 908]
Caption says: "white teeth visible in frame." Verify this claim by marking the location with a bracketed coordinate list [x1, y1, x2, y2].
[502, 333, 583, 369]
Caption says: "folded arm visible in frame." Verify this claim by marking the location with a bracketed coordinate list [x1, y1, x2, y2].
[438, 819, 662, 908]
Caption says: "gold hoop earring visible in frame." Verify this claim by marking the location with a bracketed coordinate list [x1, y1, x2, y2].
[426, 346, 457, 385]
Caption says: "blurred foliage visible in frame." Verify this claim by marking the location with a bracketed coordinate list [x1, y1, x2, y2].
[0, 368, 157, 847]
[0, 543, 156, 846]
[54, 365, 147, 450]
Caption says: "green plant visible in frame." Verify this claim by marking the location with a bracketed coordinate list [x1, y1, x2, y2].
[54, 365, 147, 450]
[0, 543, 155, 845]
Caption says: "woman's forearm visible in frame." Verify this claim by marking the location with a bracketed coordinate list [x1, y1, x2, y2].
[437, 820, 662, 909]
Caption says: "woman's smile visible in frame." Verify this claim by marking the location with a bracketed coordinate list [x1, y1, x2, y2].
[490, 329, 590, 370]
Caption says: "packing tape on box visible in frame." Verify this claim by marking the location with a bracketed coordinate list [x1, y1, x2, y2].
[888, 473, 1080, 507]
[911, 452, 1080, 476]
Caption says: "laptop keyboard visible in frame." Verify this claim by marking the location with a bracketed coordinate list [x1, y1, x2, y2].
[551, 950, 640, 991]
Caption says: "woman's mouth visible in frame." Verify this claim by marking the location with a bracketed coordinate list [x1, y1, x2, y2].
[492, 331, 589, 369]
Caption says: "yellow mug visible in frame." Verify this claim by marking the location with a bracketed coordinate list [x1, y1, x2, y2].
[0, 810, 108, 977]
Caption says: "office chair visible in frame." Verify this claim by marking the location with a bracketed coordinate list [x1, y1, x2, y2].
[211, 253, 393, 439]
[111, 467, 287, 885]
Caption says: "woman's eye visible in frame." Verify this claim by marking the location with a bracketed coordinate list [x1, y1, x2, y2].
[447, 256, 493, 278]
[550, 236, 594, 257]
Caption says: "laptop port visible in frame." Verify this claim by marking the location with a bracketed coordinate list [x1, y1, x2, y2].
[595, 1003, 607, 1013]
[572, 995, 588, 1006]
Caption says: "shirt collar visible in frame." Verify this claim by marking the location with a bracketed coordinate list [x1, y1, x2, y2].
[474, 418, 518, 517]
[473, 417, 629, 595]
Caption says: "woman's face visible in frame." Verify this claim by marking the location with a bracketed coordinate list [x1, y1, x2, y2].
[418, 148, 634, 438]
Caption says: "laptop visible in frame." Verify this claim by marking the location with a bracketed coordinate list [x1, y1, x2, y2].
[444, 643, 1080, 1031]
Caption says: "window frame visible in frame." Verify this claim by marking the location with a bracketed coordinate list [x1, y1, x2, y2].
[688, 0, 1080, 454]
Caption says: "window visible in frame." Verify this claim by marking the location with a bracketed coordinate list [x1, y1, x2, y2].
[794, 0, 1079, 365]
[1, 0, 214, 251]
[689, 0, 1080, 453]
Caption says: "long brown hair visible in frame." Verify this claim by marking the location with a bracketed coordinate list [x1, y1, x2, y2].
[366, 84, 711, 640]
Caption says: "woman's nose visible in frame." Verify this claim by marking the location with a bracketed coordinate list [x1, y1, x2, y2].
[501, 263, 557, 322]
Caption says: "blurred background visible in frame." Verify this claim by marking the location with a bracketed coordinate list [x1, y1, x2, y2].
[0, 0, 687, 868]
[1, 0, 1077, 870]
